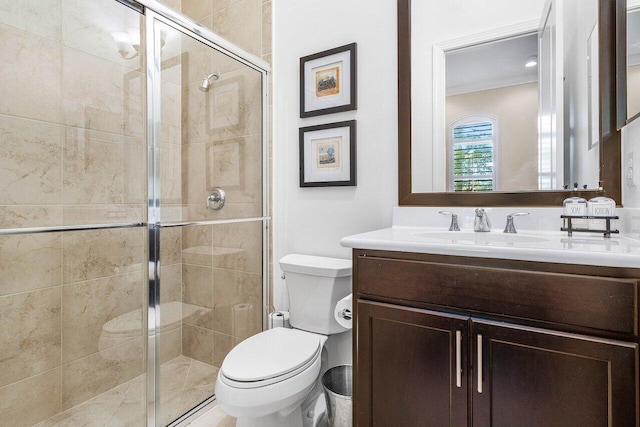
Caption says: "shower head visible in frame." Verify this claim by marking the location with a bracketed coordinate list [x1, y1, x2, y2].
[199, 72, 220, 92]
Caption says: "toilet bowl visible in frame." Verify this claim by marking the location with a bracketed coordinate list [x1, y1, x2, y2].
[215, 254, 352, 427]
[216, 327, 327, 425]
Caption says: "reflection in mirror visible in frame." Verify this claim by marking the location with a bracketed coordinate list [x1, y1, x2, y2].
[446, 34, 538, 192]
[627, 3, 640, 121]
[411, 0, 601, 194]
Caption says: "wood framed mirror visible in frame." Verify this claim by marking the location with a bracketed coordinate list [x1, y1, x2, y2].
[398, 0, 622, 206]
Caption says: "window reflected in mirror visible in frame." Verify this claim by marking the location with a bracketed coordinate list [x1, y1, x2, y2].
[446, 35, 537, 192]
[449, 118, 496, 192]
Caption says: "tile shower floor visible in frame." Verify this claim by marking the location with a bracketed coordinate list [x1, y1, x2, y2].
[33, 356, 236, 427]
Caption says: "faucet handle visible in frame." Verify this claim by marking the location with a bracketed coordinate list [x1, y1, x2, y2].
[504, 212, 529, 234]
[439, 211, 460, 231]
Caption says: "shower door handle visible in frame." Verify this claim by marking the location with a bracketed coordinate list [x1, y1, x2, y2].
[207, 188, 226, 210]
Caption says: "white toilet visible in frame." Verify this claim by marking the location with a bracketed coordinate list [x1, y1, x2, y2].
[215, 254, 352, 427]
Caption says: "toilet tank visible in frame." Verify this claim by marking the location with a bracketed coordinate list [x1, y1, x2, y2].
[280, 254, 352, 335]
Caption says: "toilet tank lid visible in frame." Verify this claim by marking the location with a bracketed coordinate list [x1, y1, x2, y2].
[279, 254, 352, 277]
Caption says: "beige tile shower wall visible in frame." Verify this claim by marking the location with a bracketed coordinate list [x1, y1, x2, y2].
[180, 222, 262, 367]
[177, 35, 264, 223]
[0, 228, 148, 426]
[182, 0, 273, 334]
[0, 0, 151, 425]
[181, 0, 271, 60]
[0, 0, 147, 229]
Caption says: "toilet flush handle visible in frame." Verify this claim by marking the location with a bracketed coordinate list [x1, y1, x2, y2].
[338, 309, 352, 321]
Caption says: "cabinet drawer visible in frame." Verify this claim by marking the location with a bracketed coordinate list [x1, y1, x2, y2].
[356, 256, 639, 335]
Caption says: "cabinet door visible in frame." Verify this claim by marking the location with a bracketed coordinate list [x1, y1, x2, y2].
[471, 320, 638, 427]
[355, 300, 469, 427]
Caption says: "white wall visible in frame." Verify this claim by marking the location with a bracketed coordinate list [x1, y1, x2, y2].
[563, 0, 599, 189]
[623, 121, 640, 208]
[272, 0, 398, 310]
[625, 64, 640, 208]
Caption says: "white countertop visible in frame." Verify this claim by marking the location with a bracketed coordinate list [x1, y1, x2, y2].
[340, 225, 640, 269]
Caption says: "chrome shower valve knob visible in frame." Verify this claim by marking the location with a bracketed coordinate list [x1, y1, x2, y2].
[207, 187, 226, 210]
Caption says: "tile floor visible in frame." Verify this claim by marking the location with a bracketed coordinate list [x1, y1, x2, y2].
[33, 355, 227, 427]
[186, 405, 236, 427]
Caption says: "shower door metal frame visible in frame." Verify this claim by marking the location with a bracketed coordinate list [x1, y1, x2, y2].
[142, 3, 271, 427]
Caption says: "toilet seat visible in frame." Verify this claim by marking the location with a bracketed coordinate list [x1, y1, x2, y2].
[220, 327, 323, 389]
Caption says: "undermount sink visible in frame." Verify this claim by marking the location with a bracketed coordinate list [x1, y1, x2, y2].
[414, 231, 549, 244]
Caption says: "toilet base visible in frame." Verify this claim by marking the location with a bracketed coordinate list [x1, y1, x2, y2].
[233, 386, 328, 427]
[235, 406, 303, 427]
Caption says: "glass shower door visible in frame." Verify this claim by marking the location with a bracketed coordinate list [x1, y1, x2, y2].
[148, 13, 267, 426]
[0, 1, 147, 426]
[0, 1, 267, 425]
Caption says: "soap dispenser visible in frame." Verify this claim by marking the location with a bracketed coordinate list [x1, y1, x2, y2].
[563, 197, 588, 229]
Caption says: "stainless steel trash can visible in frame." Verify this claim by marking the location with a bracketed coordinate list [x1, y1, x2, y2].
[321, 365, 352, 427]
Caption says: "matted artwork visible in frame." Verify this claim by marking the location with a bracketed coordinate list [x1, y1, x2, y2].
[300, 43, 357, 118]
[299, 121, 356, 187]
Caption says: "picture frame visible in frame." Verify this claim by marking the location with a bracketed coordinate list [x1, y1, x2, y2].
[299, 121, 356, 187]
[300, 43, 357, 118]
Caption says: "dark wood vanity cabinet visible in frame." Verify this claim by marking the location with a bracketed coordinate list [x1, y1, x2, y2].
[353, 250, 640, 427]
[471, 320, 636, 427]
[356, 301, 469, 426]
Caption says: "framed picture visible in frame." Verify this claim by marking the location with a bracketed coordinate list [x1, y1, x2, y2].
[299, 121, 356, 187]
[300, 43, 357, 118]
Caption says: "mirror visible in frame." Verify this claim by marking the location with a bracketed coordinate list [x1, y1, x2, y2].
[398, 0, 622, 206]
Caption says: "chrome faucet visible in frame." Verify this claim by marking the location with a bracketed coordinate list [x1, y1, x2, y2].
[474, 208, 491, 232]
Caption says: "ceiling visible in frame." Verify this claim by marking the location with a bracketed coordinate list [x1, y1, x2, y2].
[446, 33, 538, 96]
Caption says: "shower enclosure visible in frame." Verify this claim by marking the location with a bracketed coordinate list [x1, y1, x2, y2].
[0, 0, 269, 426]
